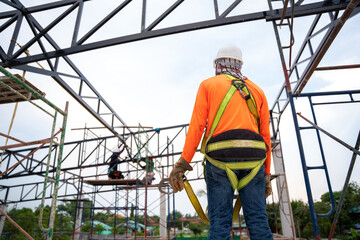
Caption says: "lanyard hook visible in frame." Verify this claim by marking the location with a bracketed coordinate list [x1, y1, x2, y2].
[158, 176, 187, 194]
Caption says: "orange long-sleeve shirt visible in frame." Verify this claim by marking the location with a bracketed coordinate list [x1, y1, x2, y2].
[181, 74, 272, 175]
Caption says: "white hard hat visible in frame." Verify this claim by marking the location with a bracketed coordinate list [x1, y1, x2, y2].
[213, 44, 243, 68]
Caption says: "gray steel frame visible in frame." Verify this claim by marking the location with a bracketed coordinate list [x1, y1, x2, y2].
[0, 0, 353, 66]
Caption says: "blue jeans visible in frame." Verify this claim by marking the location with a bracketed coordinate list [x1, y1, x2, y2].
[206, 161, 273, 240]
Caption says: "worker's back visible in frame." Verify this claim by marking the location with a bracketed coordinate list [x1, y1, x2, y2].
[200, 74, 266, 138]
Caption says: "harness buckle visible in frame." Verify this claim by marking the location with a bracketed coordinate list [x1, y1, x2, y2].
[231, 79, 243, 89]
[232, 79, 251, 100]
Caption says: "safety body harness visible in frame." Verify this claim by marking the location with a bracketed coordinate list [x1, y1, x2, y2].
[186, 74, 268, 224]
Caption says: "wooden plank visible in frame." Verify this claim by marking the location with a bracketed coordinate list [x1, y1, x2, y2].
[83, 179, 161, 188]
[0, 138, 51, 150]
[0, 74, 45, 104]
[84, 179, 141, 186]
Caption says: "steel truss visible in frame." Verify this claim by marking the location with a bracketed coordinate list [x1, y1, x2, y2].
[268, 0, 360, 238]
[0, 0, 360, 239]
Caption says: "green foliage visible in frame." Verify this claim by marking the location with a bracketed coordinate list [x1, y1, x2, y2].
[322, 182, 360, 237]
[168, 210, 183, 219]
[94, 223, 106, 233]
[3, 207, 37, 239]
[81, 221, 91, 232]
[3, 205, 72, 240]
[350, 228, 360, 238]
[111, 226, 123, 234]
[82, 221, 108, 234]
[3, 181, 359, 239]
[188, 222, 203, 236]
[167, 210, 183, 229]
[151, 215, 160, 223]
[266, 201, 280, 234]
[56, 198, 92, 220]
[94, 212, 108, 222]
[266, 181, 360, 239]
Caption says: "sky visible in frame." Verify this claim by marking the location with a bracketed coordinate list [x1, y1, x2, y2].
[1, 0, 360, 219]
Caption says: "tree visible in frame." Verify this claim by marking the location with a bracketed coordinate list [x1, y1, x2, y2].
[291, 199, 314, 238]
[94, 223, 106, 234]
[35, 205, 72, 240]
[56, 198, 92, 221]
[188, 222, 203, 236]
[266, 181, 360, 239]
[94, 212, 108, 223]
[266, 199, 314, 238]
[315, 201, 332, 236]
[150, 215, 160, 223]
[56, 210, 73, 234]
[320, 182, 360, 237]
[266, 201, 281, 234]
[111, 225, 123, 234]
[3, 207, 37, 239]
[107, 214, 126, 227]
[82, 221, 91, 232]
[167, 210, 183, 229]
[3, 205, 72, 240]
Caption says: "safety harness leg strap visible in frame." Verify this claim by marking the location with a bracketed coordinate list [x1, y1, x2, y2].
[205, 154, 266, 191]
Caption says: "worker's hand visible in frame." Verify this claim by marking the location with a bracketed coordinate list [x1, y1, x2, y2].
[265, 174, 272, 198]
[169, 157, 193, 193]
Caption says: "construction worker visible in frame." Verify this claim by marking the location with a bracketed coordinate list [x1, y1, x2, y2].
[108, 146, 125, 179]
[143, 157, 155, 184]
[169, 45, 273, 239]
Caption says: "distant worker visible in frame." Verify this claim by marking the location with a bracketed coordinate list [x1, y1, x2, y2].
[141, 157, 155, 184]
[108, 146, 125, 180]
[169, 45, 273, 239]
[143, 172, 155, 185]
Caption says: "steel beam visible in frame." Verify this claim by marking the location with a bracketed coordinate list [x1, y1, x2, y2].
[0, 0, 354, 66]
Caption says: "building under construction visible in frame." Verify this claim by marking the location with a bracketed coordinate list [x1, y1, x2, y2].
[0, 0, 360, 239]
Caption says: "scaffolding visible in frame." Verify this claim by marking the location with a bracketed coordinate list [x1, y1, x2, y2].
[59, 125, 188, 240]
[0, 66, 68, 240]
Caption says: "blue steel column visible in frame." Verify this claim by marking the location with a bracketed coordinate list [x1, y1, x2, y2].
[288, 93, 320, 238]
[308, 97, 335, 218]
